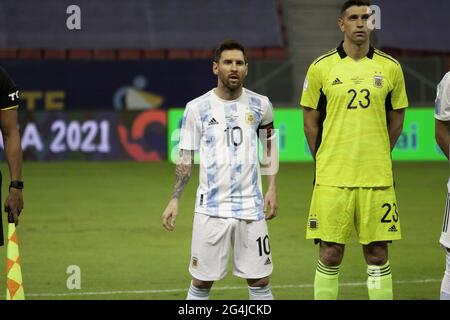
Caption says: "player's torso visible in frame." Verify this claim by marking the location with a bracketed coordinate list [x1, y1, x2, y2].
[197, 91, 263, 163]
[315, 54, 395, 187]
[321, 56, 393, 134]
[194, 89, 266, 219]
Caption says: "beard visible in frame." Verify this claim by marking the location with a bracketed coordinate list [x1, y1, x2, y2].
[225, 79, 241, 90]
[219, 74, 242, 91]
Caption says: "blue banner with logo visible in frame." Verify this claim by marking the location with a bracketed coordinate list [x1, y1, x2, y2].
[0, 60, 215, 111]
[0, 110, 167, 161]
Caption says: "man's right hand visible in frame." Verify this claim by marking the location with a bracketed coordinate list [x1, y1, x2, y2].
[162, 198, 179, 231]
[5, 188, 23, 226]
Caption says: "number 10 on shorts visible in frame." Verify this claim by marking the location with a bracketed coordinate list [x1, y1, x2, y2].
[257, 235, 271, 256]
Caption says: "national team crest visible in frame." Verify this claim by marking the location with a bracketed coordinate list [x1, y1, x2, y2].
[373, 75, 383, 88]
[309, 218, 318, 229]
[245, 112, 256, 125]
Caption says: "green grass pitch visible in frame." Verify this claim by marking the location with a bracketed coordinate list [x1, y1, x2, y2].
[0, 161, 447, 300]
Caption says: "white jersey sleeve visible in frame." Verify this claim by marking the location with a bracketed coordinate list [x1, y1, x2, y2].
[260, 100, 274, 127]
[179, 104, 201, 150]
[435, 72, 450, 121]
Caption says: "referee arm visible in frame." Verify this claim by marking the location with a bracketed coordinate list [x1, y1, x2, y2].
[387, 108, 405, 151]
[0, 108, 23, 225]
[303, 106, 321, 160]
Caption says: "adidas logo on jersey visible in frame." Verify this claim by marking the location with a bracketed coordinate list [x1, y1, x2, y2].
[388, 225, 398, 232]
[208, 118, 219, 126]
[264, 257, 272, 265]
[332, 78, 343, 85]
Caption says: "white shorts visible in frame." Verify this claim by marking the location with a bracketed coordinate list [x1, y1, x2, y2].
[440, 187, 450, 249]
[189, 212, 273, 281]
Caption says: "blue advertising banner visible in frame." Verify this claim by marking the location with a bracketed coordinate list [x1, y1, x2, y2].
[0, 60, 215, 111]
[0, 110, 167, 161]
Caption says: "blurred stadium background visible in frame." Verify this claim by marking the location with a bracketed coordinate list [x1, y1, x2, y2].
[0, 0, 448, 299]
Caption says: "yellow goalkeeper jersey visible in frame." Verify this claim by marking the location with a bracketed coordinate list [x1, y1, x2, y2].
[300, 42, 408, 187]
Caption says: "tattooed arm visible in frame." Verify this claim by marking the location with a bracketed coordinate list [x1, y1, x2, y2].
[162, 149, 194, 231]
[171, 149, 194, 199]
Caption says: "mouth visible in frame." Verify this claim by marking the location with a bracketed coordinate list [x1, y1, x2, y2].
[354, 31, 366, 36]
[228, 75, 239, 81]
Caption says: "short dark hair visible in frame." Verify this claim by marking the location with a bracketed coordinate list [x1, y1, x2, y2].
[213, 40, 247, 63]
[341, 0, 371, 15]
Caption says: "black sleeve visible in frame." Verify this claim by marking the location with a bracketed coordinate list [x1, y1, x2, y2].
[0, 66, 19, 109]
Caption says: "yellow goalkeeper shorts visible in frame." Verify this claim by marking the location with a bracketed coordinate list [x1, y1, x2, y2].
[306, 184, 401, 245]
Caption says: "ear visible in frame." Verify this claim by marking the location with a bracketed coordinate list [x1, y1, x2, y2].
[338, 17, 345, 32]
[212, 61, 219, 75]
[245, 63, 249, 77]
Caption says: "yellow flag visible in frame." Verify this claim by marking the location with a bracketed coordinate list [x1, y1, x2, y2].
[6, 220, 24, 300]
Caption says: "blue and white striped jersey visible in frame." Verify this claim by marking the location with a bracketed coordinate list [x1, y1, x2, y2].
[179, 88, 274, 220]
[436, 71, 450, 121]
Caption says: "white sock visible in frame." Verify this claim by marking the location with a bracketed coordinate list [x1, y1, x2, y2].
[441, 252, 450, 300]
[248, 285, 274, 300]
[187, 281, 210, 300]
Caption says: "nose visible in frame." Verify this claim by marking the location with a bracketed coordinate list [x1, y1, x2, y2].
[357, 18, 365, 28]
[231, 62, 238, 71]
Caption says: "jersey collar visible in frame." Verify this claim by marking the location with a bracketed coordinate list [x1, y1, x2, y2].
[337, 41, 375, 59]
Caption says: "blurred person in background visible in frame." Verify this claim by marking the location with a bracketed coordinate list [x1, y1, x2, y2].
[434, 71, 450, 300]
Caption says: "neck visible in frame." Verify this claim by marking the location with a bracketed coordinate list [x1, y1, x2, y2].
[214, 85, 243, 101]
[343, 39, 370, 61]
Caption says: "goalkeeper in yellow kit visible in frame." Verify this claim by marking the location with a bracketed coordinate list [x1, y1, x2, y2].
[301, 0, 408, 300]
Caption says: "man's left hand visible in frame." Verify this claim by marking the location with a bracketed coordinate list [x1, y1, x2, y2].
[264, 188, 278, 220]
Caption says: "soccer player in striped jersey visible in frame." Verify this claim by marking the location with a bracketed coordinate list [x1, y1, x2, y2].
[0, 66, 24, 245]
[162, 40, 278, 300]
[301, 0, 408, 299]
[435, 71, 450, 300]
